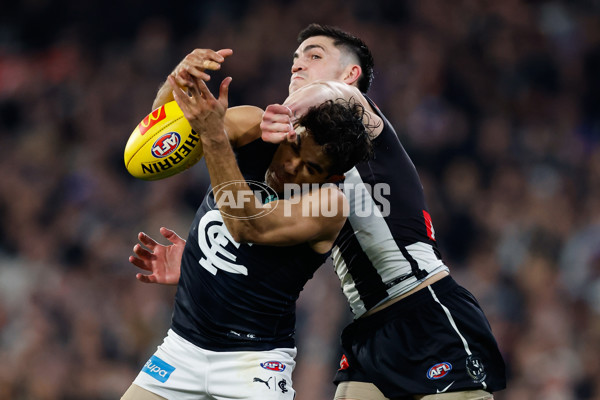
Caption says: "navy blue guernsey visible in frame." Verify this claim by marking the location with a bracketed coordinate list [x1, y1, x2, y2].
[171, 138, 330, 351]
[332, 96, 449, 318]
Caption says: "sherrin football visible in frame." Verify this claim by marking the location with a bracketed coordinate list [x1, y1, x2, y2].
[124, 101, 203, 180]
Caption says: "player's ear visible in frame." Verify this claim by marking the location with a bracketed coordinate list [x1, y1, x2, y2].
[342, 64, 361, 86]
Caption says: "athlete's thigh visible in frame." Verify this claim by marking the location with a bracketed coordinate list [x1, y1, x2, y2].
[127, 330, 212, 400]
[121, 384, 168, 400]
[334, 382, 494, 400]
[415, 390, 493, 400]
[334, 381, 390, 400]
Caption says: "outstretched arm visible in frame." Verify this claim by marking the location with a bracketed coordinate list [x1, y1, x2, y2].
[129, 227, 185, 285]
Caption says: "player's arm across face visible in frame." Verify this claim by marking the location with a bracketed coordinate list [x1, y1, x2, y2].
[261, 80, 384, 144]
[241, 185, 349, 251]
[213, 181, 349, 251]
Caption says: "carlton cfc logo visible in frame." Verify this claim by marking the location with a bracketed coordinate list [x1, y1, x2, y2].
[427, 362, 452, 379]
[260, 361, 286, 372]
[152, 132, 181, 158]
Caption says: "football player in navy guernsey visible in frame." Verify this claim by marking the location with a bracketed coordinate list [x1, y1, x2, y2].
[128, 24, 506, 400]
[121, 65, 374, 399]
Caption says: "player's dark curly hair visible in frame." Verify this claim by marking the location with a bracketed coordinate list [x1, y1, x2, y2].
[298, 99, 374, 176]
[298, 23, 375, 93]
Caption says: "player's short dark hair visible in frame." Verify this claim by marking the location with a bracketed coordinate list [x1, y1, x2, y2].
[298, 99, 374, 175]
[298, 23, 375, 93]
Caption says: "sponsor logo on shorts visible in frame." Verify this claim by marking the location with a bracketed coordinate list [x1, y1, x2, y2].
[437, 380, 455, 393]
[278, 379, 289, 393]
[427, 362, 452, 379]
[260, 361, 286, 372]
[253, 377, 289, 394]
[142, 355, 176, 383]
[152, 132, 181, 158]
[466, 355, 487, 383]
[253, 377, 273, 388]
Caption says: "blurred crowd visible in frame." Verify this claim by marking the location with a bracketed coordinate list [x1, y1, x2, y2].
[1, 0, 599, 399]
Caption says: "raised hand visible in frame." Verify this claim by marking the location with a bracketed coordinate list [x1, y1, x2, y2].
[169, 71, 232, 139]
[153, 48, 233, 110]
[129, 227, 185, 285]
[171, 48, 233, 87]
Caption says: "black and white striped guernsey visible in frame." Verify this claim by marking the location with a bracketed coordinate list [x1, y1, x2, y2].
[332, 96, 449, 318]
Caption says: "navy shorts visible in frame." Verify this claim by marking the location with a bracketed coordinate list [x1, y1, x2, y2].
[334, 276, 506, 398]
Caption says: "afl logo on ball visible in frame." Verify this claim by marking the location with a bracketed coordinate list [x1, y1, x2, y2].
[427, 362, 452, 380]
[152, 132, 181, 158]
[260, 361, 286, 372]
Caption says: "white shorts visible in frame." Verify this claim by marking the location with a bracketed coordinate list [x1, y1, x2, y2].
[132, 329, 297, 400]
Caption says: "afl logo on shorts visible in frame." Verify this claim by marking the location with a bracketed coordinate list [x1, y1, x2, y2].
[260, 361, 286, 372]
[152, 132, 181, 158]
[427, 362, 452, 379]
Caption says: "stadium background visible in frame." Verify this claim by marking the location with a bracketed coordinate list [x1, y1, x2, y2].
[1, 0, 599, 399]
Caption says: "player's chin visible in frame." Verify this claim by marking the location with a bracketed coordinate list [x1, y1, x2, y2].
[289, 80, 304, 94]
